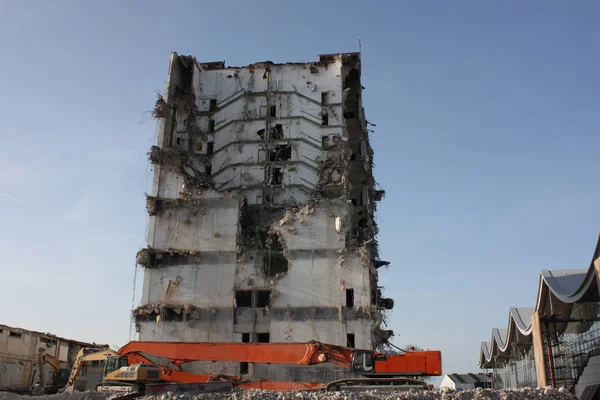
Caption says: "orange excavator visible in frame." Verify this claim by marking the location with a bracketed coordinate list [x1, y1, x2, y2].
[97, 341, 442, 394]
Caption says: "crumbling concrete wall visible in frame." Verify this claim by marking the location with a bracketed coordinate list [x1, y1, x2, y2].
[146, 194, 239, 252]
[136, 52, 391, 382]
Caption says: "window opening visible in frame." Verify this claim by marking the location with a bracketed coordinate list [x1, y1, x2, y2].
[207, 142, 214, 155]
[347, 334, 355, 348]
[205, 164, 212, 176]
[235, 290, 252, 307]
[209, 99, 217, 112]
[346, 289, 354, 308]
[270, 124, 284, 140]
[270, 168, 283, 185]
[256, 290, 271, 308]
[321, 92, 329, 106]
[322, 112, 329, 126]
[240, 333, 250, 374]
[263, 234, 289, 276]
[240, 362, 249, 374]
[270, 105, 277, 117]
[208, 119, 215, 133]
[269, 145, 291, 161]
[256, 333, 270, 343]
[9, 331, 22, 338]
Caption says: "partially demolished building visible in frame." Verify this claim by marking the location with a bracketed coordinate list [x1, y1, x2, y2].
[135, 52, 393, 381]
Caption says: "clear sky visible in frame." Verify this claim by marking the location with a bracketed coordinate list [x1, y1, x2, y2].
[1, 0, 599, 380]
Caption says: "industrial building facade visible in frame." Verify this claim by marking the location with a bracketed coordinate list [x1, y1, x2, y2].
[135, 52, 393, 381]
[0, 324, 105, 393]
[479, 234, 600, 398]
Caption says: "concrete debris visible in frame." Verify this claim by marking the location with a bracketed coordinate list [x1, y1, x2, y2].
[0, 388, 580, 400]
[134, 303, 219, 323]
[279, 211, 295, 226]
[146, 196, 159, 215]
[0, 392, 111, 400]
[136, 248, 153, 266]
[147, 146, 214, 193]
[153, 95, 167, 119]
[145, 196, 211, 217]
[294, 203, 315, 216]
[148, 146, 185, 167]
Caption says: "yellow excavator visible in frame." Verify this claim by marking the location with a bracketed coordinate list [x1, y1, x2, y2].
[95, 355, 162, 393]
[61, 348, 119, 392]
[32, 349, 70, 395]
[60, 347, 162, 394]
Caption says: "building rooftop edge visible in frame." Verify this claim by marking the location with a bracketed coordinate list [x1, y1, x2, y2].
[0, 323, 109, 348]
[174, 51, 361, 71]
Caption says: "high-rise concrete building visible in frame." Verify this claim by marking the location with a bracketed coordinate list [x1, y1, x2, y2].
[134, 52, 393, 382]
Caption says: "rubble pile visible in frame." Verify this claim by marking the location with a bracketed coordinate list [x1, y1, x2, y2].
[0, 392, 111, 400]
[142, 387, 577, 400]
[0, 388, 578, 400]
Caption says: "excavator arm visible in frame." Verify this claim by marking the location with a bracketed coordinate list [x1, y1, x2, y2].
[98, 341, 442, 394]
[63, 348, 120, 391]
[40, 352, 61, 375]
[119, 341, 441, 377]
[125, 352, 237, 383]
[119, 341, 352, 368]
[123, 348, 328, 392]
[34, 350, 64, 394]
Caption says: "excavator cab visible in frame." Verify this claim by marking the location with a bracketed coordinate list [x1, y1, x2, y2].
[97, 356, 163, 393]
[103, 355, 129, 377]
[349, 350, 375, 373]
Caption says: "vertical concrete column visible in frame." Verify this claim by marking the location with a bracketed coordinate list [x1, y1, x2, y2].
[531, 311, 547, 387]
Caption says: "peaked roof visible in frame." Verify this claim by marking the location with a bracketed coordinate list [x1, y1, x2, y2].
[446, 373, 491, 384]
[479, 234, 600, 368]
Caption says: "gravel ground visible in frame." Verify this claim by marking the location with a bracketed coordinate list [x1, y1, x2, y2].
[143, 387, 578, 400]
[0, 388, 578, 400]
[0, 392, 111, 400]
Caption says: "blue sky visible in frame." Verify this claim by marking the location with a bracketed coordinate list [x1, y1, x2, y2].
[1, 0, 599, 378]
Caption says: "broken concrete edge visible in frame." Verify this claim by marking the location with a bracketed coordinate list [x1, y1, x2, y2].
[132, 303, 390, 324]
[152, 95, 168, 119]
[180, 51, 362, 73]
[145, 195, 233, 217]
[148, 146, 212, 168]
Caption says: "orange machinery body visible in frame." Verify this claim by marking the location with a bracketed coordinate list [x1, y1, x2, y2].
[373, 351, 442, 376]
[118, 341, 442, 390]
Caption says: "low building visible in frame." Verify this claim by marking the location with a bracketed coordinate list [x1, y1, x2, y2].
[440, 373, 492, 390]
[479, 233, 600, 398]
[0, 324, 107, 393]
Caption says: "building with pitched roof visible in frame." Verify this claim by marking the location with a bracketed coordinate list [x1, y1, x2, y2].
[440, 373, 492, 391]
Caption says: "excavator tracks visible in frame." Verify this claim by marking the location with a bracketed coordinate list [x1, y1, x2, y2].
[326, 377, 430, 392]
